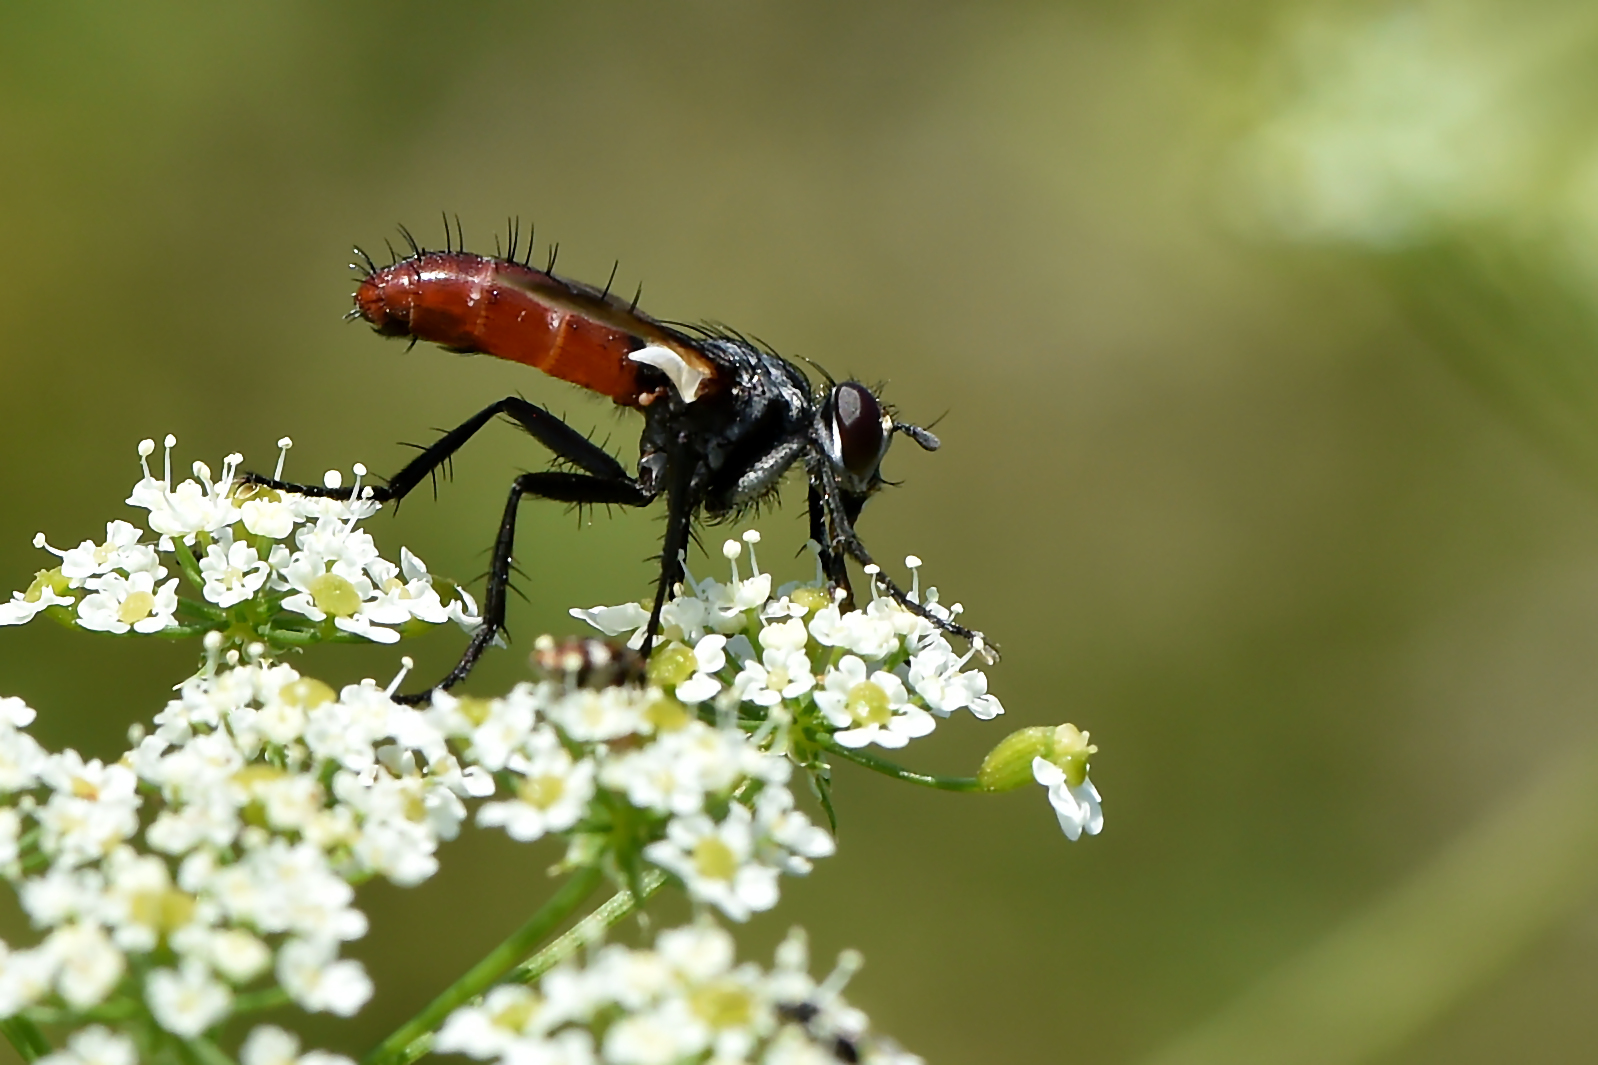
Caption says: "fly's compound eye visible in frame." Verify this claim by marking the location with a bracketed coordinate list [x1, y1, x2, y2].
[830, 382, 891, 483]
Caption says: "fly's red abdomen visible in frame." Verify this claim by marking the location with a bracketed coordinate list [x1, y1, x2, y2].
[356, 251, 647, 407]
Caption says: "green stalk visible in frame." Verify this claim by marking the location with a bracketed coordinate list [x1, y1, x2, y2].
[1, 1016, 52, 1061]
[362, 865, 603, 1065]
[820, 737, 985, 792]
[509, 869, 667, 985]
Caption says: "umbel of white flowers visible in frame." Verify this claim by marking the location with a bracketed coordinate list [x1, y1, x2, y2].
[0, 435, 1101, 1065]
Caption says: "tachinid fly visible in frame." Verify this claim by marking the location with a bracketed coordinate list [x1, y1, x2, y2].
[247, 218, 988, 701]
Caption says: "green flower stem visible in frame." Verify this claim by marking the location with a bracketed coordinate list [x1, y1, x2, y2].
[186, 1036, 238, 1065]
[171, 539, 207, 592]
[1, 1015, 52, 1061]
[362, 864, 604, 1065]
[510, 869, 668, 985]
[820, 737, 986, 792]
[231, 987, 290, 1013]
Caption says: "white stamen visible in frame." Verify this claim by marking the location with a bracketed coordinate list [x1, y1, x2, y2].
[323, 470, 343, 491]
[386, 656, 415, 697]
[743, 530, 762, 576]
[273, 437, 293, 480]
[804, 539, 825, 583]
[723, 538, 742, 583]
[817, 949, 864, 1002]
[162, 435, 176, 487]
[904, 555, 922, 601]
[862, 563, 882, 601]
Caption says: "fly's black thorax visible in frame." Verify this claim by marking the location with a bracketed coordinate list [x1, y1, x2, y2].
[636, 338, 814, 515]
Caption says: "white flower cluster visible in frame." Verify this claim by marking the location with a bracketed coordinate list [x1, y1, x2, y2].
[574, 533, 1003, 753]
[433, 673, 833, 923]
[437, 922, 921, 1065]
[0, 436, 481, 646]
[0, 633, 834, 1050]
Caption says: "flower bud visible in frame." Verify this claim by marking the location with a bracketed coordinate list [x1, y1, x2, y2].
[978, 723, 1097, 792]
[24, 567, 70, 603]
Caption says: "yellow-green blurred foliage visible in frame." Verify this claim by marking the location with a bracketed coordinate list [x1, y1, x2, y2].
[5, 2, 1598, 1062]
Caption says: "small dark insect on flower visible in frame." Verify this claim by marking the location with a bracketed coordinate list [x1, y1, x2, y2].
[530, 635, 646, 690]
[247, 217, 989, 700]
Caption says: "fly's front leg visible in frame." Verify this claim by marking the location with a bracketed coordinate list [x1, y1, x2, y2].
[807, 483, 853, 606]
[809, 460, 993, 655]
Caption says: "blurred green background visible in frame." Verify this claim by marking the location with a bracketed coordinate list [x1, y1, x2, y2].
[6, 2, 1598, 1062]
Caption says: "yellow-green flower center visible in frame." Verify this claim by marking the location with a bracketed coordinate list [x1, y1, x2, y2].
[280, 678, 336, 709]
[647, 642, 697, 688]
[518, 774, 565, 810]
[643, 695, 691, 732]
[691, 980, 755, 1029]
[130, 888, 197, 934]
[24, 568, 69, 603]
[845, 680, 891, 728]
[692, 836, 737, 881]
[788, 586, 831, 617]
[117, 590, 156, 625]
[309, 572, 361, 617]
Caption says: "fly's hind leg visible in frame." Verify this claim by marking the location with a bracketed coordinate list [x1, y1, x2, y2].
[399, 470, 655, 704]
[241, 396, 631, 504]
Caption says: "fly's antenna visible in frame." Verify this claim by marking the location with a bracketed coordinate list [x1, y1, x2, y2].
[630, 281, 644, 313]
[892, 421, 941, 452]
[397, 223, 421, 258]
[601, 259, 620, 301]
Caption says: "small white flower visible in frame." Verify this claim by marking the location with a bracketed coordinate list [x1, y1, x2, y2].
[674, 634, 728, 705]
[34, 1025, 137, 1065]
[1033, 757, 1103, 841]
[75, 570, 180, 634]
[146, 961, 233, 1037]
[240, 1026, 302, 1065]
[0, 721, 49, 791]
[0, 944, 56, 1017]
[200, 535, 272, 607]
[135, 449, 245, 546]
[36, 752, 142, 866]
[603, 1006, 704, 1065]
[0, 578, 75, 626]
[53, 521, 162, 583]
[644, 805, 778, 922]
[436, 985, 543, 1058]
[239, 1024, 354, 1065]
[544, 686, 648, 743]
[276, 938, 373, 1016]
[731, 646, 815, 708]
[477, 733, 596, 842]
[47, 923, 125, 1010]
[806, 603, 898, 660]
[812, 657, 934, 750]
[571, 601, 650, 637]
[754, 786, 836, 876]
